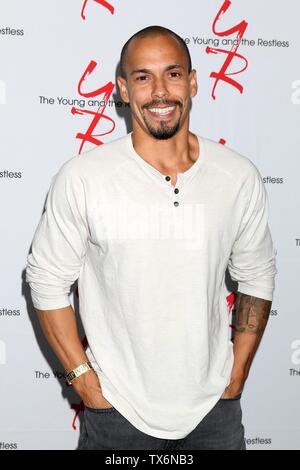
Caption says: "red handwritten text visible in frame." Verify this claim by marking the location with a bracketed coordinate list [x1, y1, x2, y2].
[71, 60, 115, 154]
[81, 0, 115, 19]
[206, 0, 248, 100]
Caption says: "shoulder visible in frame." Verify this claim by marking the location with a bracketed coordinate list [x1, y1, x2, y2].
[53, 134, 131, 183]
[200, 135, 261, 185]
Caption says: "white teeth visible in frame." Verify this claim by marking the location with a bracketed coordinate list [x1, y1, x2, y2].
[148, 106, 175, 115]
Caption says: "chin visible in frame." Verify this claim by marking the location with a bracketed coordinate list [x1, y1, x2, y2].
[149, 126, 181, 140]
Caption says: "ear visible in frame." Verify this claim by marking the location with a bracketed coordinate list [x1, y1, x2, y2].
[117, 76, 130, 104]
[189, 69, 198, 98]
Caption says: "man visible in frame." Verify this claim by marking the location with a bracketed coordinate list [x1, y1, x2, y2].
[25, 26, 277, 450]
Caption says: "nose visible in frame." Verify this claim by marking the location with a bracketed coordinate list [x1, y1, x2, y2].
[151, 77, 169, 99]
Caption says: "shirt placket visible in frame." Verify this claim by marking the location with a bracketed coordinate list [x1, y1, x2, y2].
[163, 172, 184, 208]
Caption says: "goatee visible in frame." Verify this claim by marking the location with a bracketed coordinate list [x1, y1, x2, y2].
[146, 120, 181, 140]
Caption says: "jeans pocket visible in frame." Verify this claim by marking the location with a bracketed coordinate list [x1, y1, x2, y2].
[85, 405, 117, 414]
[220, 393, 242, 401]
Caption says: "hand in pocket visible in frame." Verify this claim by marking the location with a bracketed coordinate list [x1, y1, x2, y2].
[72, 369, 113, 408]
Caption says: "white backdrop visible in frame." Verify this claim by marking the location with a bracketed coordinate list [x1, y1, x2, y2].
[0, 0, 299, 450]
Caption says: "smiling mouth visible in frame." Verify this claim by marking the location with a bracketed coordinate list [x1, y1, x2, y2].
[146, 106, 177, 118]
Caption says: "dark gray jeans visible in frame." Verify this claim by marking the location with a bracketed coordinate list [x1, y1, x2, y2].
[77, 394, 246, 450]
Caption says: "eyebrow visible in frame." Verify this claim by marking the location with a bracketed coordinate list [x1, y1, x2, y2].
[130, 64, 185, 76]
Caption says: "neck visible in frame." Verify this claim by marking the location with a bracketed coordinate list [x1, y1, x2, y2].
[131, 120, 199, 173]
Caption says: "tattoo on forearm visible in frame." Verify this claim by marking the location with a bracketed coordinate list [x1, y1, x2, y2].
[234, 292, 271, 335]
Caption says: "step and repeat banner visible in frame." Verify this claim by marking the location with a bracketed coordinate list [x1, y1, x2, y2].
[0, 0, 299, 450]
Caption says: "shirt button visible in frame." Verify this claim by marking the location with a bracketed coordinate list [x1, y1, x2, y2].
[165, 176, 171, 181]
[174, 201, 179, 207]
[174, 188, 179, 194]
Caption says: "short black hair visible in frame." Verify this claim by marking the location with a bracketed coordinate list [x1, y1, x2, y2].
[120, 25, 192, 78]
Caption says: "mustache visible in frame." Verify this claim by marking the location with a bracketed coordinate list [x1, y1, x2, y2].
[142, 100, 182, 110]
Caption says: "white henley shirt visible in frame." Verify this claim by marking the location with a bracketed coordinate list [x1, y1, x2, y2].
[25, 132, 277, 439]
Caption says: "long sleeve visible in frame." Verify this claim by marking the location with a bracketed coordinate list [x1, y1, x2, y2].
[228, 162, 277, 301]
[25, 158, 89, 310]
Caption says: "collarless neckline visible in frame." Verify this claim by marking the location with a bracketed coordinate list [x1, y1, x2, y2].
[125, 131, 206, 185]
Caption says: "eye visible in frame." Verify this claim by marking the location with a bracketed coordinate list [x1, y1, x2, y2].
[136, 75, 149, 81]
[169, 71, 182, 78]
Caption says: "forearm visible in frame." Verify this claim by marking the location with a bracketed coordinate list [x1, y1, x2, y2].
[230, 292, 271, 386]
[36, 304, 89, 373]
[35, 305, 111, 407]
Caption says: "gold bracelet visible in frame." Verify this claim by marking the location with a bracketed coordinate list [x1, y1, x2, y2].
[66, 361, 93, 386]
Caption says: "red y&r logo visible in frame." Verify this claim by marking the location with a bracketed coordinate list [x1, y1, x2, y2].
[206, 0, 249, 100]
[226, 291, 236, 312]
[81, 0, 115, 19]
[71, 60, 115, 154]
[226, 291, 236, 331]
